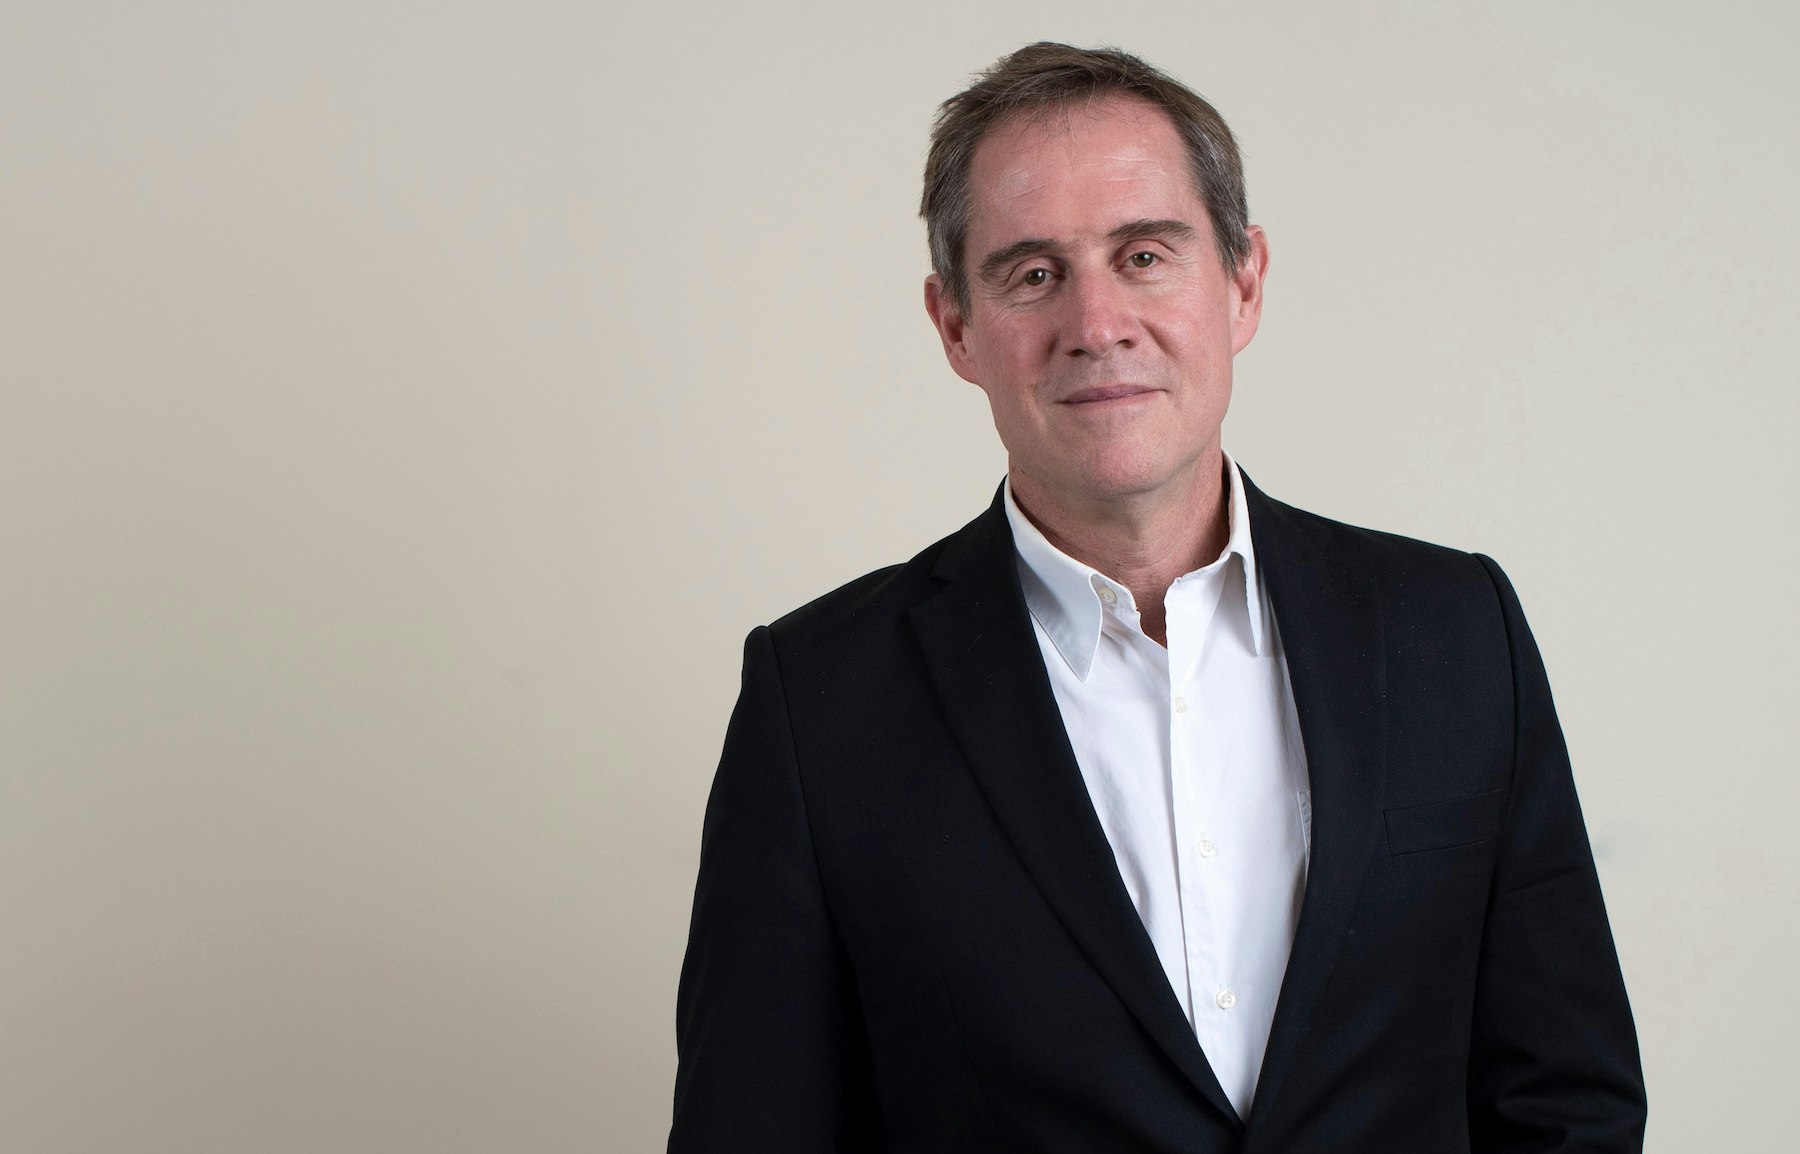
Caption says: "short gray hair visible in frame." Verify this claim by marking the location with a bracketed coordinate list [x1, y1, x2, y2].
[921, 42, 1250, 314]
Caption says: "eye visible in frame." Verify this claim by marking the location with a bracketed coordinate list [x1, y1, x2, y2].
[1127, 250, 1158, 268]
[1020, 267, 1051, 287]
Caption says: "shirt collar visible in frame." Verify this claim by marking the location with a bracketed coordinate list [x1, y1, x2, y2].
[1003, 452, 1267, 681]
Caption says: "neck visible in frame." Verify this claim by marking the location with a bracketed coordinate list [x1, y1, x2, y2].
[1010, 451, 1230, 647]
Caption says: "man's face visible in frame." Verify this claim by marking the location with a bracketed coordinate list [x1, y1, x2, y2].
[925, 97, 1268, 515]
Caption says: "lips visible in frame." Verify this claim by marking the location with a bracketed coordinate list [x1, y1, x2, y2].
[1061, 384, 1157, 405]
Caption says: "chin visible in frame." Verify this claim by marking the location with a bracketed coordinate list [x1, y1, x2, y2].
[1011, 440, 1202, 508]
[1080, 446, 1180, 491]
[1057, 463, 1179, 505]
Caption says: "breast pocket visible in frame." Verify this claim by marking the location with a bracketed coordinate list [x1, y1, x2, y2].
[1384, 787, 1505, 855]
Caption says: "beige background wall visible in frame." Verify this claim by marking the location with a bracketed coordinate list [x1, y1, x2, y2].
[3, 2, 1795, 1149]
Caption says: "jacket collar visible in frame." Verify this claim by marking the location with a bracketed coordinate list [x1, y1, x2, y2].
[912, 487, 1243, 1126]
[912, 469, 1388, 1137]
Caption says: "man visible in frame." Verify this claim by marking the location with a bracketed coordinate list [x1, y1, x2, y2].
[670, 42, 1645, 1153]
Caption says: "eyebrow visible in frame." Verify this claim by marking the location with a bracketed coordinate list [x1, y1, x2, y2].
[975, 219, 1200, 285]
[1108, 218, 1198, 245]
[976, 238, 1054, 285]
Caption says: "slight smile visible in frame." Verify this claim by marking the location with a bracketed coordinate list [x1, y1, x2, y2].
[1060, 385, 1158, 406]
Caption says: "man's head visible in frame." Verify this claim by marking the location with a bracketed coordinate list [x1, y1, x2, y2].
[921, 44, 1269, 518]
[921, 42, 1250, 318]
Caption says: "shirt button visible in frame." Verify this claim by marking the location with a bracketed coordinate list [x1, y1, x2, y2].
[1198, 838, 1216, 859]
[1096, 584, 1117, 605]
[1216, 989, 1237, 1011]
[1172, 695, 1188, 714]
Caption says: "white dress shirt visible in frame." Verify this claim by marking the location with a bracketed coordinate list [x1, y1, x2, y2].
[1003, 455, 1311, 1119]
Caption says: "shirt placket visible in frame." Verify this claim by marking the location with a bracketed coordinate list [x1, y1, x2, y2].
[1166, 571, 1231, 1060]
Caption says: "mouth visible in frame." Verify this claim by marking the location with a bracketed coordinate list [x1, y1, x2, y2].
[1060, 384, 1157, 406]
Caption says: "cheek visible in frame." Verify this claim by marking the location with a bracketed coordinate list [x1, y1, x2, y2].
[1167, 322, 1236, 390]
[971, 340, 1042, 406]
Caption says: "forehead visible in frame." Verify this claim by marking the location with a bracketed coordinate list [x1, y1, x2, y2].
[965, 96, 1201, 242]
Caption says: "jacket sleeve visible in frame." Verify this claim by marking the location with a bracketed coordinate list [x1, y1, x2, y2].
[1467, 556, 1647, 1152]
[668, 627, 881, 1153]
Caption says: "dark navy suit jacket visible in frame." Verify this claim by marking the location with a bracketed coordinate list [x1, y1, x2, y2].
[670, 476, 1645, 1153]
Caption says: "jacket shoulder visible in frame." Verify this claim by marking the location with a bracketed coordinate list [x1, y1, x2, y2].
[761, 508, 987, 649]
[1250, 484, 1500, 601]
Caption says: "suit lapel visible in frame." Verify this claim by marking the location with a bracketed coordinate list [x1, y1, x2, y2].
[909, 494, 1241, 1127]
[1239, 477, 1388, 1145]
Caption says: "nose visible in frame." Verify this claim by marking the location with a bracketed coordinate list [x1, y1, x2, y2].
[1059, 271, 1137, 358]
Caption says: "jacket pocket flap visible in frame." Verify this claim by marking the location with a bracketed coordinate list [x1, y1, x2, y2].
[1384, 787, 1505, 855]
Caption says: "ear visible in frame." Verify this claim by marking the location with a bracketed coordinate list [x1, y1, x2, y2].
[1228, 225, 1272, 356]
[924, 274, 985, 387]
